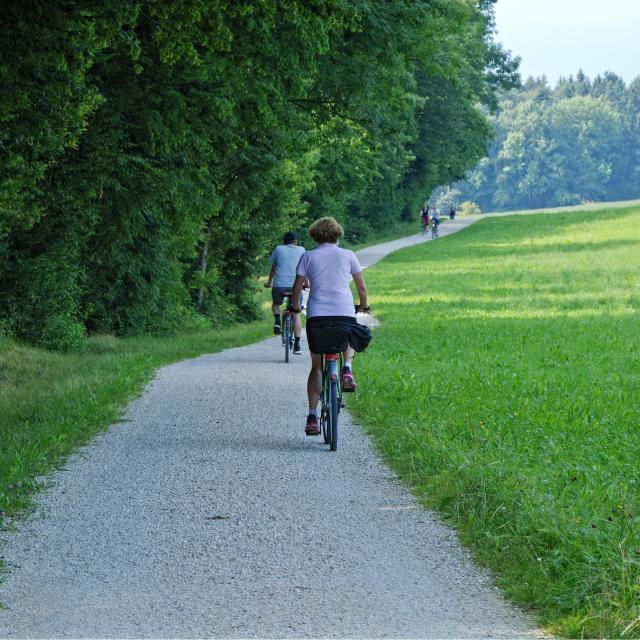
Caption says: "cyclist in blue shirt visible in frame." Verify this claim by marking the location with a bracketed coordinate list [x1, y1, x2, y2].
[264, 231, 306, 354]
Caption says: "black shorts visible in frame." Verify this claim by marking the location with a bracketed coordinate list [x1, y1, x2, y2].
[306, 316, 362, 355]
[271, 287, 302, 306]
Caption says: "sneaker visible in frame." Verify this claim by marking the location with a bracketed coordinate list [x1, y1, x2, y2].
[293, 341, 302, 355]
[305, 414, 320, 436]
[273, 322, 281, 335]
[341, 367, 357, 392]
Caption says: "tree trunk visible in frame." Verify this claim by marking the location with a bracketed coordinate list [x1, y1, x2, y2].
[197, 227, 210, 311]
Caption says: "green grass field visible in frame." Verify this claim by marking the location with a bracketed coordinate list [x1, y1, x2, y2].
[0, 322, 271, 519]
[350, 205, 640, 637]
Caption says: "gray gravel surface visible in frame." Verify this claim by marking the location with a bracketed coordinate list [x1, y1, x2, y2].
[0, 224, 544, 639]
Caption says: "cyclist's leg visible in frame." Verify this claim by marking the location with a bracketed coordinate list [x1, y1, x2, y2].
[293, 313, 303, 354]
[343, 345, 355, 368]
[293, 293, 303, 338]
[271, 289, 284, 333]
[342, 345, 357, 391]
[305, 352, 323, 434]
[307, 352, 323, 409]
[293, 314, 302, 336]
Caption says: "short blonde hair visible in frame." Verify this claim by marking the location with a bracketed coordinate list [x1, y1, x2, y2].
[309, 217, 344, 243]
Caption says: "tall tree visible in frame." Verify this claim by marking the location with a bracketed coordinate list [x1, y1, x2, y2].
[0, 0, 518, 347]
[456, 72, 640, 211]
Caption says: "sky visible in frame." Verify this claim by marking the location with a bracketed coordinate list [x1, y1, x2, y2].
[493, 0, 640, 87]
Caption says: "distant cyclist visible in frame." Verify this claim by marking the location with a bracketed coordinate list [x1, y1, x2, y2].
[432, 207, 441, 232]
[421, 206, 430, 234]
[264, 231, 305, 355]
[289, 217, 371, 435]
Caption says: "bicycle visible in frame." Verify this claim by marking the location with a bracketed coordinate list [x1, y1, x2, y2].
[280, 293, 295, 363]
[430, 218, 440, 239]
[318, 304, 370, 452]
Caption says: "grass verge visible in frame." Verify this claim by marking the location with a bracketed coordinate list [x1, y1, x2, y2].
[349, 205, 640, 638]
[0, 320, 271, 519]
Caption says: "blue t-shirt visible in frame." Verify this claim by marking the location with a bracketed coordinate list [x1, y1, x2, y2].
[270, 244, 306, 288]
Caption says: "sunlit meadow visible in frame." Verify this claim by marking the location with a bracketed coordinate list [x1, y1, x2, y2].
[350, 206, 640, 637]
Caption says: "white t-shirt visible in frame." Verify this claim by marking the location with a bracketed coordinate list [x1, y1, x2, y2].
[296, 243, 362, 318]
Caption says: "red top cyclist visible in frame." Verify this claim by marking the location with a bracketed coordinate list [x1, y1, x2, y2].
[289, 217, 369, 436]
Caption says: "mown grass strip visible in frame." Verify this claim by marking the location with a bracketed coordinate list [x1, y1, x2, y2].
[0, 321, 271, 518]
[350, 206, 640, 638]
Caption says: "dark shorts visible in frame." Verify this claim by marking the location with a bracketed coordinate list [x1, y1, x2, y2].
[306, 316, 361, 355]
[271, 287, 302, 306]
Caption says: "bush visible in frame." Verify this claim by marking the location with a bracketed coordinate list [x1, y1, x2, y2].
[0, 319, 10, 339]
[343, 218, 372, 245]
[459, 200, 482, 216]
[38, 315, 86, 352]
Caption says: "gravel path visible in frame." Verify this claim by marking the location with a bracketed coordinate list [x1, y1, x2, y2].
[0, 219, 543, 639]
[355, 216, 478, 269]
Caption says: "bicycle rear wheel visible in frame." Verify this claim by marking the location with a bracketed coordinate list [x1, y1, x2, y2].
[321, 363, 330, 444]
[329, 377, 339, 452]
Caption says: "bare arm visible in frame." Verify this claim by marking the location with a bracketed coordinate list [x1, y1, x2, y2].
[264, 264, 276, 288]
[352, 271, 369, 311]
[289, 274, 306, 312]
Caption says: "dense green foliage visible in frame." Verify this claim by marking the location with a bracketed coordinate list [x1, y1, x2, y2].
[456, 71, 640, 211]
[0, 1, 516, 348]
[350, 206, 640, 637]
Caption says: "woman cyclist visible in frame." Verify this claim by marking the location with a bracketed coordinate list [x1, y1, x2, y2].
[421, 206, 430, 234]
[289, 217, 370, 436]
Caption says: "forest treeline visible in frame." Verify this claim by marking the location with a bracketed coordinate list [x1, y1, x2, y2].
[0, 1, 517, 349]
[456, 70, 640, 211]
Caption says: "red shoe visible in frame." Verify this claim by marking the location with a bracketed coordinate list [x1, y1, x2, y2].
[305, 414, 320, 436]
[341, 367, 357, 392]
